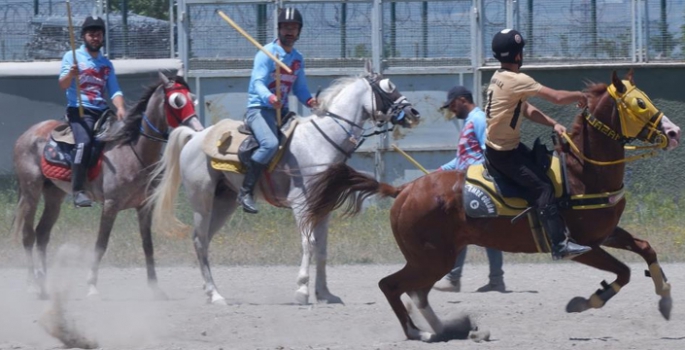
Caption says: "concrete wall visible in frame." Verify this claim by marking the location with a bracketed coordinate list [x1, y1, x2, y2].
[2, 60, 684, 194]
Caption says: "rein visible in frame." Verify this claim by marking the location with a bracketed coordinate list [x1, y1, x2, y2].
[139, 113, 169, 143]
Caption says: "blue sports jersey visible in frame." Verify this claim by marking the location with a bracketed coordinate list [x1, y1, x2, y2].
[441, 107, 487, 171]
[247, 40, 312, 110]
[60, 45, 123, 110]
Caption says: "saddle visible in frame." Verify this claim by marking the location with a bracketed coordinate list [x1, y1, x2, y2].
[41, 111, 115, 182]
[462, 138, 627, 254]
[463, 139, 564, 218]
[201, 112, 299, 174]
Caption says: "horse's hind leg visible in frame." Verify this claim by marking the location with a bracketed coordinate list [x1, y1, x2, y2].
[33, 183, 66, 297]
[565, 246, 631, 314]
[601, 226, 671, 319]
[136, 206, 167, 300]
[407, 287, 475, 342]
[190, 180, 236, 305]
[16, 182, 43, 297]
[378, 266, 433, 341]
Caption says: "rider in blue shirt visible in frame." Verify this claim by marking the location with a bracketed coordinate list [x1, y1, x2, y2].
[433, 86, 506, 293]
[239, 7, 318, 214]
[58, 16, 126, 207]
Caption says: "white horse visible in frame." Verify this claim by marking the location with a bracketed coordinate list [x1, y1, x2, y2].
[148, 62, 421, 304]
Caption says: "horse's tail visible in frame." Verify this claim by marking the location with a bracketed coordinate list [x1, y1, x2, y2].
[301, 162, 403, 230]
[147, 126, 195, 237]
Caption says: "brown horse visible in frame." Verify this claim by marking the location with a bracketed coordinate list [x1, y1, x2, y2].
[301, 70, 681, 342]
[12, 68, 203, 299]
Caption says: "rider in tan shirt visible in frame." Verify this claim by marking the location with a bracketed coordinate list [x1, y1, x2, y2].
[484, 29, 591, 260]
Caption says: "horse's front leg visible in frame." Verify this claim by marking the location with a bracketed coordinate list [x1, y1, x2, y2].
[565, 247, 630, 314]
[136, 206, 167, 300]
[602, 226, 672, 320]
[310, 214, 342, 304]
[86, 200, 119, 298]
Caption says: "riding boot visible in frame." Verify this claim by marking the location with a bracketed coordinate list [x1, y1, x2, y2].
[538, 204, 591, 260]
[71, 162, 92, 208]
[237, 160, 265, 214]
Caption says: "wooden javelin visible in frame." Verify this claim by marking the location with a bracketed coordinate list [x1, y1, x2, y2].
[275, 53, 282, 127]
[392, 144, 429, 175]
[216, 10, 292, 74]
[65, 0, 84, 118]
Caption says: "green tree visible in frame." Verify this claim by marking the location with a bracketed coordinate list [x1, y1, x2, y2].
[108, 0, 169, 20]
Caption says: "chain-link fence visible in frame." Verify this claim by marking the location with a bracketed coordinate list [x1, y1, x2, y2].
[2, 0, 685, 65]
[1, 0, 171, 61]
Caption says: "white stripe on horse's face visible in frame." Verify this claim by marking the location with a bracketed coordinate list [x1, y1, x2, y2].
[660, 115, 681, 150]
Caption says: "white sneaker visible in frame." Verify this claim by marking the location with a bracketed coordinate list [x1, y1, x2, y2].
[432, 277, 461, 292]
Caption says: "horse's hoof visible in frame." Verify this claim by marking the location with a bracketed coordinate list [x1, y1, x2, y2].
[151, 287, 169, 301]
[316, 293, 343, 305]
[469, 330, 491, 343]
[86, 285, 100, 299]
[566, 296, 590, 313]
[210, 297, 227, 306]
[659, 296, 672, 320]
[294, 289, 309, 305]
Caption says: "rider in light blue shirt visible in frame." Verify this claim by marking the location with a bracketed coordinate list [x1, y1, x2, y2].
[238, 7, 318, 214]
[58, 16, 125, 208]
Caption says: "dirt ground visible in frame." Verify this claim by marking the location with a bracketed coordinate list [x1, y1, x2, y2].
[0, 259, 683, 350]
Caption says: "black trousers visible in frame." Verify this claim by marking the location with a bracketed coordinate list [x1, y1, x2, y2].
[66, 107, 103, 166]
[485, 144, 554, 208]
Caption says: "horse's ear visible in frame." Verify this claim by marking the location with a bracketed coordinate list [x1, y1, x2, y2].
[611, 70, 626, 93]
[364, 59, 373, 75]
[177, 63, 185, 78]
[158, 70, 170, 85]
[625, 68, 634, 85]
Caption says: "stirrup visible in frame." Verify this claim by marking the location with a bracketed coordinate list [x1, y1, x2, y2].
[552, 241, 591, 260]
[238, 191, 258, 214]
[73, 191, 92, 208]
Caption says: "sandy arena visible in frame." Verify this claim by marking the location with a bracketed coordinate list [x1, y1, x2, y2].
[0, 261, 683, 350]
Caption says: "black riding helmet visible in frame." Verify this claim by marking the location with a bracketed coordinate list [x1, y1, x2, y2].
[492, 29, 525, 63]
[81, 16, 106, 35]
[278, 7, 303, 29]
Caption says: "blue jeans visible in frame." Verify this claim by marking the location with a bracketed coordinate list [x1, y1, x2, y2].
[245, 107, 281, 165]
[445, 247, 504, 283]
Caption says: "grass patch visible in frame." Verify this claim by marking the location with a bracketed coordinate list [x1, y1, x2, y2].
[1, 185, 683, 269]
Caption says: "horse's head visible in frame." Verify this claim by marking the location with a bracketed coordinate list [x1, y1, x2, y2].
[362, 60, 421, 128]
[157, 66, 204, 132]
[607, 70, 680, 150]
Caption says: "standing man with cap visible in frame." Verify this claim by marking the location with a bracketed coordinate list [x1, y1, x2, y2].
[485, 28, 591, 260]
[59, 15, 125, 207]
[432, 86, 506, 293]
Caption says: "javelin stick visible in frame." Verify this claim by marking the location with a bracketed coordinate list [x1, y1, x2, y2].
[216, 10, 292, 74]
[65, 0, 84, 118]
[275, 53, 282, 127]
[392, 144, 429, 175]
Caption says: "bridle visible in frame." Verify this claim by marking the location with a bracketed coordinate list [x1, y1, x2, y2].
[561, 82, 668, 166]
[311, 74, 413, 159]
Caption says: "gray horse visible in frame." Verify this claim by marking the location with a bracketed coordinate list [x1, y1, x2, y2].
[12, 68, 203, 299]
[149, 62, 421, 304]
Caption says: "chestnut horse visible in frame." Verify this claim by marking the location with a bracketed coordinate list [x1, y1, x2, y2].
[12, 68, 203, 299]
[301, 70, 681, 341]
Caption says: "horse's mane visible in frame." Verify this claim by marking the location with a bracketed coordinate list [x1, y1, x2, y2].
[570, 82, 609, 136]
[103, 76, 190, 144]
[316, 76, 363, 113]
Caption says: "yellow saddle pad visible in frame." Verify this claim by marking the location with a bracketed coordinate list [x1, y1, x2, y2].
[205, 117, 300, 174]
[463, 157, 564, 217]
